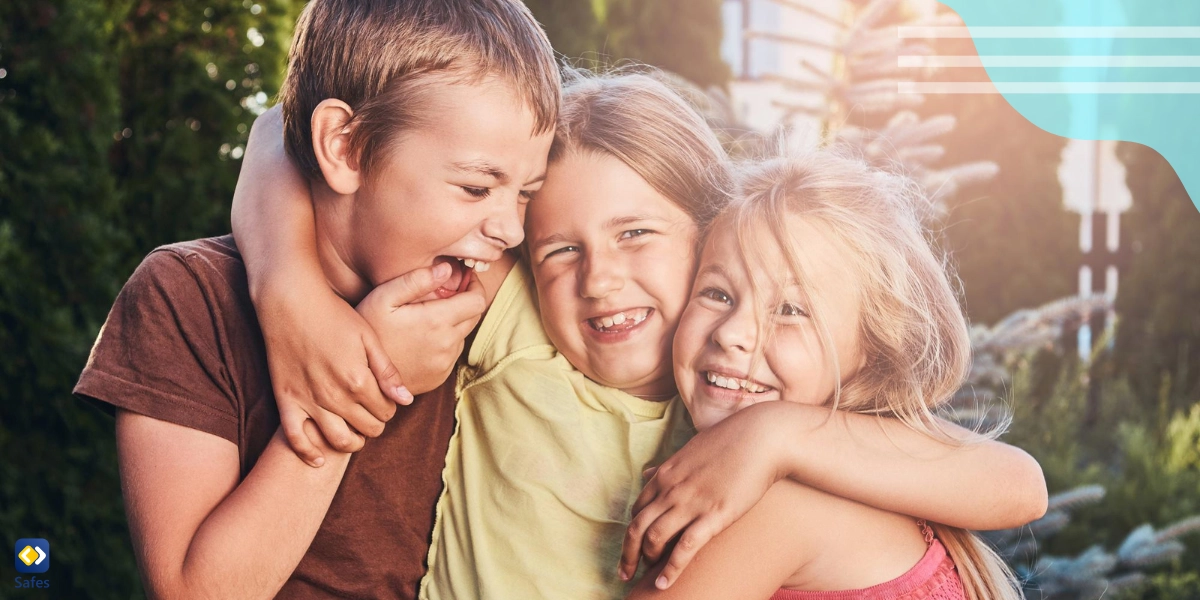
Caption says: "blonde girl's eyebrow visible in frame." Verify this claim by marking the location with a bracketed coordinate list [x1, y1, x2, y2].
[696, 262, 731, 281]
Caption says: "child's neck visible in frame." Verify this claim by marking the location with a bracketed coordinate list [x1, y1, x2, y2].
[312, 183, 372, 304]
[623, 378, 678, 402]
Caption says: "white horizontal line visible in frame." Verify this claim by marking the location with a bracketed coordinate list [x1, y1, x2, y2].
[898, 26, 1200, 39]
[899, 55, 1200, 68]
[898, 81, 1200, 93]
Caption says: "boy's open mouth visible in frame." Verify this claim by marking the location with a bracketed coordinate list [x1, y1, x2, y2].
[431, 256, 476, 299]
[586, 307, 652, 333]
[702, 371, 773, 394]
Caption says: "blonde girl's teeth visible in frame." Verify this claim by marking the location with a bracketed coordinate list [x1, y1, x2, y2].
[601, 316, 615, 328]
[475, 261, 490, 272]
[463, 258, 476, 268]
[612, 313, 627, 325]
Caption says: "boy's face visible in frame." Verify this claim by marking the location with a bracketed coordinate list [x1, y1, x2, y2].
[350, 79, 552, 294]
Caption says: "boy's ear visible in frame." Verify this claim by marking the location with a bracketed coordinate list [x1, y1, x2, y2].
[311, 98, 362, 195]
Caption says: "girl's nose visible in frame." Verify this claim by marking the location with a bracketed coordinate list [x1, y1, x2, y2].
[711, 305, 757, 353]
[579, 252, 625, 299]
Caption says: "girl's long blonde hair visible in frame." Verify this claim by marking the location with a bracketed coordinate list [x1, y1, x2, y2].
[721, 151, 1022, 600]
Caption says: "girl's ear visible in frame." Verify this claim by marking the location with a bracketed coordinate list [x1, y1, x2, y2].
[311, 98, 361, 195]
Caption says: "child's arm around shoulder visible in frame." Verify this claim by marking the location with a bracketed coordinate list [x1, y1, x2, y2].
[232, 106, 405, 463]
[620, 401, 1046, 587]
[626, 480, 817, 600]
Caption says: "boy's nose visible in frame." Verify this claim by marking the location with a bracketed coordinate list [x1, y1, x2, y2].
[482, 203, 525, 248]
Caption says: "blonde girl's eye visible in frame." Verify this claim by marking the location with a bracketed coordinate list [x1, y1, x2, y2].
[776, 301, 808, 318]
[699, 287, 733, 306]
[519, 189, 536, 203]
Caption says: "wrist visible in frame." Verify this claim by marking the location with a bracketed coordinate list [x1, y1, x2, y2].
[250, 265, 335, 310]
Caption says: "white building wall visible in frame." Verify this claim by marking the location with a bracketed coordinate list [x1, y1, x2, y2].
[721, 0, 841, 137]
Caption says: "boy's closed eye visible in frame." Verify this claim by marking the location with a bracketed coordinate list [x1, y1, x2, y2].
[461, 185, 491, 199]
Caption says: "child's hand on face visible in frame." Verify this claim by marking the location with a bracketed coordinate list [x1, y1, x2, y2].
[265, 263, 484, 468]
[356, 262, 487, 400]
[618, 402, 792, 590]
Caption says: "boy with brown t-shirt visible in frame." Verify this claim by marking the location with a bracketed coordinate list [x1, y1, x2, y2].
[74, 1, 559, 597]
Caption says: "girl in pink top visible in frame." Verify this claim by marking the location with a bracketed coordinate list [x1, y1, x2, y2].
[631, 152, 1022, 600]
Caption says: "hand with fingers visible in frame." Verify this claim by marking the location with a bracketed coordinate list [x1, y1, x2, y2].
[258, 274, 413, 467]
[619, 403, 787, 590]
[356, 262, 487, 401]
[261, 262, 480, 468]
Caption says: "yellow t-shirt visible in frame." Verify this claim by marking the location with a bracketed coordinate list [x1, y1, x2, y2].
[419, 262, 694, 600]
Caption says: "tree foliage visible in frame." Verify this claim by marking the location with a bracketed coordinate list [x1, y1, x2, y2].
[2, 0, 298, 597]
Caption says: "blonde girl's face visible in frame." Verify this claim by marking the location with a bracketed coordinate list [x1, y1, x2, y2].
[526, 151, 699, 399]
[673, 216, 867, 430]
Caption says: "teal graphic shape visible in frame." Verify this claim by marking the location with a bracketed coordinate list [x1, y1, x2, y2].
[938, 0, 1200, 211]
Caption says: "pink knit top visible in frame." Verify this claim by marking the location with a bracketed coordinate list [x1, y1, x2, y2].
[771, 522, 966, 600]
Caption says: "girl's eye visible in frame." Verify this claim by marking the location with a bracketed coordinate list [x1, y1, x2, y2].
[700, 287, 732, 305]
[620, 229, 653, 240]
[519, 190, 536, 202]
[462, 186, 491, 199]
[777, 302, 808, 317]
[544, 245, 579, 259]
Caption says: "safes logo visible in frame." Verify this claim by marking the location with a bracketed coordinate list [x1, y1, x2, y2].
[15, 539, 49, 574]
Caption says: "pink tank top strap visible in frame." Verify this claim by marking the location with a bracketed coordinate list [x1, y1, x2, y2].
[917, 519, 935, 546]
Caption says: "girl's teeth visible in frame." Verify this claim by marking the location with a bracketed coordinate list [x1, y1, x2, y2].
[462, 258, 476, 268]
[590, 308, 650, 331]
[705, 371, 768, 393]
[474, 261, 490, 272]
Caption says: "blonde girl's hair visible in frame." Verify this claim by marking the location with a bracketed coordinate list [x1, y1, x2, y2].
[721, 151, 1022, 600]
[548, 67, 731, 229]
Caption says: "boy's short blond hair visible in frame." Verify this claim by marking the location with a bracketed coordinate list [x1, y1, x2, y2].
[280, 0, 560, 181]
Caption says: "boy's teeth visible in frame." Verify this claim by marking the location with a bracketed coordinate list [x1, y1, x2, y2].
[455, 257, 490, 272]
[612, 313, 626, 325]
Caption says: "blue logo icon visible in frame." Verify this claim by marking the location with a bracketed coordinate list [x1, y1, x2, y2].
[15, 539, 49, 574]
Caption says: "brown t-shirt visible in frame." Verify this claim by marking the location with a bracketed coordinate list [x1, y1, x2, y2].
[74, 236, 458, 599]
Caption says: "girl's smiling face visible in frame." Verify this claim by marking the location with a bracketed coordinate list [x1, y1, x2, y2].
[526, 150, 699, 399]
[673, 215, 867, 430]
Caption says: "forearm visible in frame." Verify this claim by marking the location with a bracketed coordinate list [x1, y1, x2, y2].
[230, 105, 323, 302]
[760, 402, 1047, 530]
[173, 430, 349, 599]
